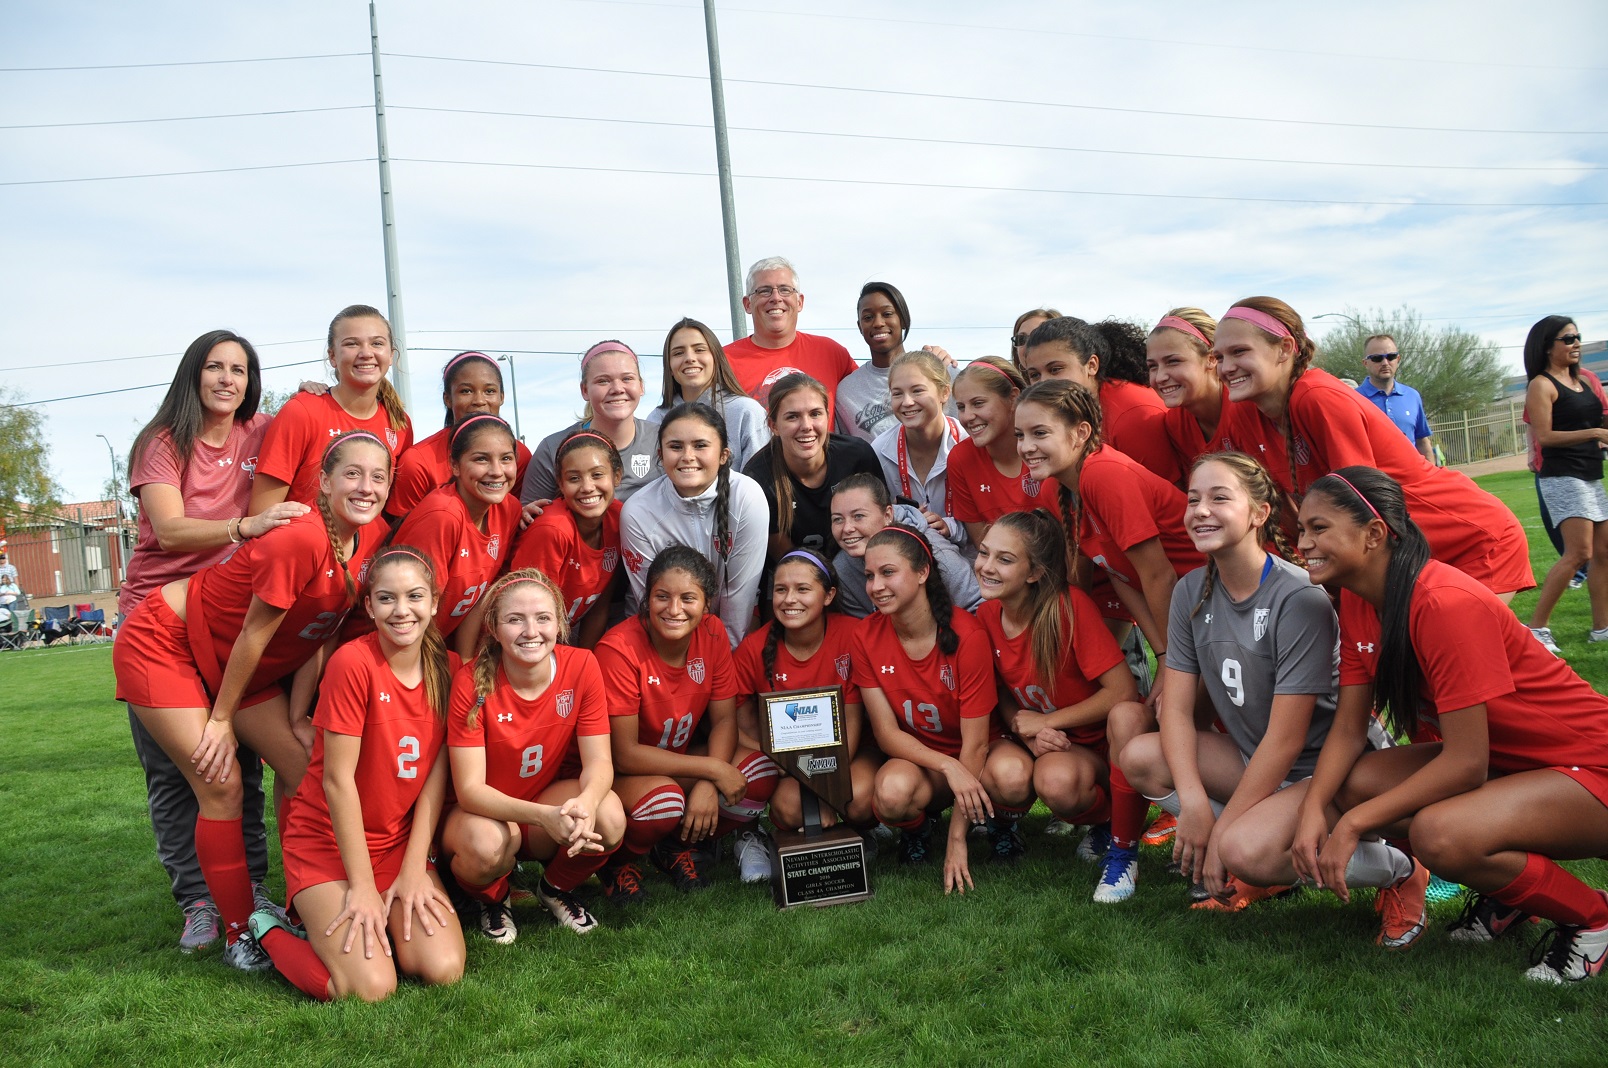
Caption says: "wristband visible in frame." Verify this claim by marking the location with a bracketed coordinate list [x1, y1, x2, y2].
[227, 517, 242, 544]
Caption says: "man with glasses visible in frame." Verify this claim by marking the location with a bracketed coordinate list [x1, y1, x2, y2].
[1356, 334, 1435, 463]
[723, 256, 857, 419]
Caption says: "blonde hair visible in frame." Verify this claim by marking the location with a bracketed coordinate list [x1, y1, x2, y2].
[889, 349, 950, 400]
[1149, 307, 1217, 354]
[363, 547, 452, 720]
[326, 305, 408, 433]
[466, 568, 571, 729]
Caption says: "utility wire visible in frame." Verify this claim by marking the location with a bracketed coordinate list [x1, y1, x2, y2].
[0, 53, 367, 73]
[0, 359, 327, 408]
[0, 338, 325, 373]
[0, 158, 372, 187]
[0, 105, 371, 130]
[382, 53, 1608, 136]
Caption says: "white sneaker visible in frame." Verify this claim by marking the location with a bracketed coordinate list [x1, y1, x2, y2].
[1529, 626, 1562, 655]
[1589, 627, 1608, 643]
[1524, 917, 1608, 983]
[221, 931, 273, 972]
[536, 881, 599, 934]
[734, 829, 772, 884]
[1043, 817, 1078, 837]
[478, 894, 518, 945]
[1092, 847, 1139, 904]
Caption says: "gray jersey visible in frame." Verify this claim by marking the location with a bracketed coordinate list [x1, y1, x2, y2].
[521, 417, 663, 506]
[832, 503, 981, 618]
[835, 364, 898, 443]
[1166, 556, 1338, 779]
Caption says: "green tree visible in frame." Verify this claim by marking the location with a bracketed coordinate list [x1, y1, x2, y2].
[1312, 306, 1506, 421]
[0, 389, 63, 525]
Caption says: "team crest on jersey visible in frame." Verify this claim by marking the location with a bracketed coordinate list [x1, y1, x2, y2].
[631, 453, 650, 479]
[834, 654, 852, 681]
[687, 657, 706, 684]
[1293, 436, 1311, 466]
[623, 547, 646, 574]
[1253, 608, 1270, 641]
[940, 664, 955, 691]
[602, 548, 618, 573]
[555, 689, 574, 718]
[385, 428, 398, 451]
[1021, 476, 1041, 497]
[354, 558, 373, 584]
[486, 534, 501, 560]
[241, 455, 258, 478]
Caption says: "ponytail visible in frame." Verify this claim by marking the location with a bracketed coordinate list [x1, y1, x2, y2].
[326, 304, 407, 433]
[1186, 450, 1298, 620]
[865, 525, 957, 655]
[317, 430, 392, 605]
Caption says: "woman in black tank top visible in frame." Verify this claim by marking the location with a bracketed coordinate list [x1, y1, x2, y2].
[1523, 317, 1608, 651]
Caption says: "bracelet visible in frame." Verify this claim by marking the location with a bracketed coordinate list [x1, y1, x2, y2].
[227, 517, 242, 544]
[1154, 649, 1166, 660]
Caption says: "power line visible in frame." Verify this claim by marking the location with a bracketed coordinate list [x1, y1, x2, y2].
[0, 359, 327, 408]
[0, 338, 326, 373]
[0, 53, 367, 73]
[391, 155, 1608, 209]
[0, 105, 371, 131]
[0, 158, 372, 187]
[392, 105, 1608, 174]
[382, 53, 1608, 136]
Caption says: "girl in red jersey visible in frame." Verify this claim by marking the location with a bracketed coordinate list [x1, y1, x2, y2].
[392, 415, 522, 658]
[508, 431, 624, 649]
[114, 431, 392, 970]
[1213, 297, 1532, 600]
[1145, 308, 1245, 480]
[1288, 467, 1608, 982]
[855, 525, 1032, 892]
[251, 547, 465, 1001]
[595, 546, 781, 901]
[252, 305, 413, 510]
[972, 510, 1138, 899]
[870, 350, 968, 544]
[731, 549, 874, 881]
[387, 351, 532, 520]
[439, 568, 624, 941]
[948, 357, 1062, 547]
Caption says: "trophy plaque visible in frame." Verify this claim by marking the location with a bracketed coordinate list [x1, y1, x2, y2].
[757, 685, 873, 909]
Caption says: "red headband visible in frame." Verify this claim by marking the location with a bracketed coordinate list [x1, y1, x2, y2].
[1222, 306, 1294, 341]
[561, 429, 615, 451]
[874, 525, 934, 563]
[965, 360, 1019, 386]
[1155, 315, 1210, 347]
[373, 546, 433, 572]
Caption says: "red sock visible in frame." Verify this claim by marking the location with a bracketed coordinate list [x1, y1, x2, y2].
[1108, 767, 1147, 851]
[195, 816, 254, 945]
[1068, 784, 1110, 826]
[712, 752, 782, 839]
[622, 784, 685, 857]
[457, 872, 509, 906]
[1492, 852, 1608, 927]
[543, 840, 620, 892]
[259, 927, 332, 1001]
[874, 807, 928, 831]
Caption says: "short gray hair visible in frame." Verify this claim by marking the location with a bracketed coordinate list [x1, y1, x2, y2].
[745, 256, 800, 296]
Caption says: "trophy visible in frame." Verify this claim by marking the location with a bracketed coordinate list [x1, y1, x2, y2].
[757, 685, 873, 909]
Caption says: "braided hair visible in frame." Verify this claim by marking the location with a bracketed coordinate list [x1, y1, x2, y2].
[1016, 380, 1103, 579]
[326, 305, 409, 433]
[466, 567, 570, 729]
[865, 524, 958, 655]
[761, 548, 839, 687]
[318, 431, 393, 604]
[362, 546, 453, 720]
[1186, 451, 1299, 620]
[764, 373, 830, 541]
[658, 401, 735, 565]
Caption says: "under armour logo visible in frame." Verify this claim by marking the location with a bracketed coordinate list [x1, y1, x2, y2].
[217, 457, 234, 467]
[497, 712, 513, 723]
[459, 549, 469, 558]
[328, 428, 341, 437]
[1204, 613, 1212, 624]
[378, 692, 391, 702]
[1356, 642, 1375, 653]
[880, 665, 895, 674]
[648, 675, 661, 685]
[774, 672, 787, 682]
[978, 483, 990, 494]
[325, 569, 335, 578]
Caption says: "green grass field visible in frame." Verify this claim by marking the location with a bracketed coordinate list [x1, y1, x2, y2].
[2, 471, 1605, 1067]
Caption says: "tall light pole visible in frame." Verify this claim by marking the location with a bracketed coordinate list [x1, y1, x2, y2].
[702, 0, 745, 341]
[370, 1, 411, 409]
[498, 354, 523, 442]
[1314, 312, 1366, 330]
[94, 433, 121, 525]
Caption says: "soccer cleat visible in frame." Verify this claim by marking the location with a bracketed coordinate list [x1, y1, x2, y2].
[247, 907, 306, 944]
[1140, 811, 1178, 847]
[478, 893, 518, 945]
[734, 829, 772, 884]
[1447, 891, 1530, 943]
[1075, 823, 1113, 864]
[1191, 878, 1293, 911]
[179, 898, 221, 954]
[1528, 626, 1562, 655]
[898, 817, 934, 865]
[1524, 914, 1608, 984]
[1591, 626, 1608, 643]
[1187, 880, 1212, 904]
[651, 842, 711, 892]
[221, 931, 274, 972]
[600, 859, 647, 905]
[1375, 860, 1430, 950]
[987, 817, 1026, 864]
[1092, 845, 1139, 904]
[1042, 817, 1078, 837]
[251, 883, 290, 927]
[537, 881, 599, 934]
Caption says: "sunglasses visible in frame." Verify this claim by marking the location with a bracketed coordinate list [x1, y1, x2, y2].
[1363, 352, 1400, 363]
[1010, 333, 1029, 348]
[1557, 333, 1583, 345]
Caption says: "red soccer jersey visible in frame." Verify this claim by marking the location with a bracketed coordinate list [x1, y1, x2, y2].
[393, 484, 523, 638]
[975, 591, 1125, 748]
[1077, 444, 1203, 586]
[284, 635, 458, 856]
[732, 613, 862, 704]
[1159, 387, 1248, 483]
[1101, 379, 1182, 486]
[946, 436, 1061, 524]
[508, 500, 623, 625]
[387, 426, 532, 520]
[188, 511, 387, 691]
[1338, 560, 1608, 774]
[256, 391, 413, 506]
[595, 615, 738, 753]
[446, 646, 610, 799]
[724, 332, 859, 417]
[851, 607, 997, 757]
[1235, 369, 1531, 593]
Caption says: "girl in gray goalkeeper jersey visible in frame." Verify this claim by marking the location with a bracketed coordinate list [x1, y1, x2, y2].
[1117, 452, 1339, 909]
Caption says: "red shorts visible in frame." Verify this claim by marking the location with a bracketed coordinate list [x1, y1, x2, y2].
[1544, 764, 1608, 812]
[281, 822, 430, 904]
[1089, 572, 1134, 623]
[113, 595, 278, 710]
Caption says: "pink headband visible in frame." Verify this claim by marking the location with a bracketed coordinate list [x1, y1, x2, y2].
[561, 429, 615, 451]
[874, 525, 934, 563]
[1156, 315, 1210, 347]
[1327, 473, 1396, 536]
[1221, 307, 1294, 341]
[374, 546, 434, 572]
[450, 412, 509, 443]
[442, 350, 492, 381]
[965, 360, 1019, 385]
[581, 340, 636, 371]
[324, 430, 386, 460]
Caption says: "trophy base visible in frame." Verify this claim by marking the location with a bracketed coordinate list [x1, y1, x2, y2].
[768, 825, 874, 909]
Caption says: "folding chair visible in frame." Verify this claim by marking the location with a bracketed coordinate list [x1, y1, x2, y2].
[39, 605, 77, 645]
[75, 605, 110, 642]
[0, 606, 23, 651]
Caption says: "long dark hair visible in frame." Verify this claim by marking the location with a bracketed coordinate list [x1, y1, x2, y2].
[660, 317, 747, 408]
[761, 548, 839, 687]
[658, 401, 734, 563]
[637, 545, 720, 628]
[865, 524, 958, 655]
[131, 330, 263, 471]
[764, 373, 830, 541]
[1307, 466, 1429, 739]
[1523, 315, 1578, 381]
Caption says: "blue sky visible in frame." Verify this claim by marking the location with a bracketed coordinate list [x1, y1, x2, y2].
[3, 0, 1606, 501]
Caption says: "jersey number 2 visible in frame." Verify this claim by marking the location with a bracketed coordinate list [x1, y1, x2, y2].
[396, 736, 420, 779]
[452, 581, 489, 618]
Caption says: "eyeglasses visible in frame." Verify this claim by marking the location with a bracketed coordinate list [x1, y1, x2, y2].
[1557, 333, 1583, 345]
[1363, 352, 1400, 363]
[1010, 334, 1029, 348]
[750, 285, 797, 299]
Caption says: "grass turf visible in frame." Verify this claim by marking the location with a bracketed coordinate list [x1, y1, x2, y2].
[1, 471, 1604, 1066]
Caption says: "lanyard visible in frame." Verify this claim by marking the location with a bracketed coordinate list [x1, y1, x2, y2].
[896, 417, 963, 515]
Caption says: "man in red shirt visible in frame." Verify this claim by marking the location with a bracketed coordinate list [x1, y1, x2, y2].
[723, 256, 858, 418]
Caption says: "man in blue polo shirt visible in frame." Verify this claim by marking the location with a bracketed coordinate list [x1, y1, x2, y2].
[1357, 333, 1435, 463]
